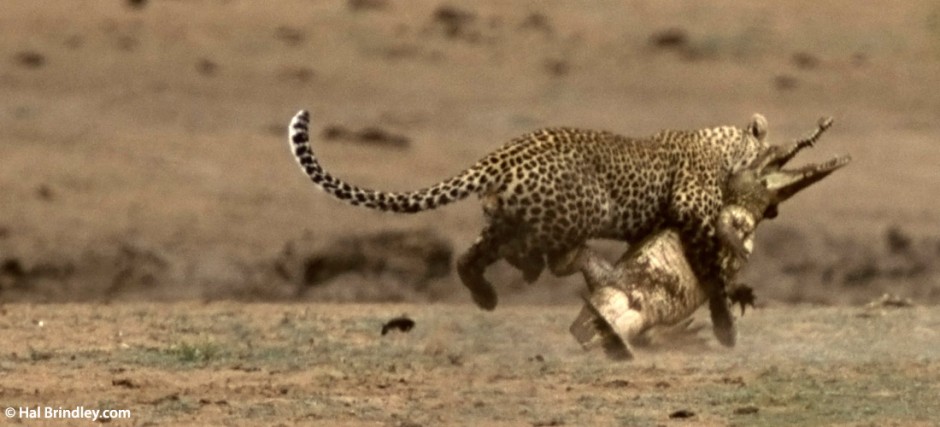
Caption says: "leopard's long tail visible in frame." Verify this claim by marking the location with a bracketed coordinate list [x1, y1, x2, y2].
[288, 110, 487, 213]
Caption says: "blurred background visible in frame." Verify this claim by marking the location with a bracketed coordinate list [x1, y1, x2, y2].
[2, 0, 939, 305]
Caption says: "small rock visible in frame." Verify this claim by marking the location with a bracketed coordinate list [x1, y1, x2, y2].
[649, 28, 688, 49]
[14, 51, 46, 69]
[669, 409, 695, 419]
[111, 378, 138, 389]
[792, 52, 820, 69]
[358, 127, 410, 148]
[322, 125, 410, 148]
[381, 316, 415, 335]
[734, 405, 759, 415]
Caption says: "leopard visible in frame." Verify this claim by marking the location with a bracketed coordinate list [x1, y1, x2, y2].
[287, 109, 769, 346]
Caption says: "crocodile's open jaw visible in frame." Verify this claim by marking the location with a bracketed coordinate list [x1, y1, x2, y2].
[749, 117, 850, 218]
[763, 154, 852, 204]
[746, 115, 837, 175]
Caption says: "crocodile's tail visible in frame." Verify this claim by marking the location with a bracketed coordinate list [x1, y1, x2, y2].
[288, 110, 483, 213]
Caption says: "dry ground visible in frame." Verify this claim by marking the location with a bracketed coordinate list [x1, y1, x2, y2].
[2, 302, 938, 426]
[2, 1, 940, 425]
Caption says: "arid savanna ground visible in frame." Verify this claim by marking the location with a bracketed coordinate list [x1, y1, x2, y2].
[2, 0, 940, 425]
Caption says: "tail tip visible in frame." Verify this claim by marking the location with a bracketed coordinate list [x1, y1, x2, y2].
[290, 109, 311, 133]
[294, 109, 310, 123]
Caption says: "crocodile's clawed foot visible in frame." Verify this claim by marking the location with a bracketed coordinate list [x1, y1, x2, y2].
[729, 284, 756, 316]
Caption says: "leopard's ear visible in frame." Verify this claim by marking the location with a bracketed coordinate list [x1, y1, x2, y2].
[748, 113, 768, 142]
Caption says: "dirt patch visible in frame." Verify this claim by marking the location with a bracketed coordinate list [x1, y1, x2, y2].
[0, 303, 937, 425]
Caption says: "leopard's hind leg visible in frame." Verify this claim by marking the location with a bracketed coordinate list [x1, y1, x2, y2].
[459, 224, 546, 310]
[457, 220, 517, 311]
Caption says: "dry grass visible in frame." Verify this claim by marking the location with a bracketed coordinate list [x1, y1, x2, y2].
[1, 302, 938, 425]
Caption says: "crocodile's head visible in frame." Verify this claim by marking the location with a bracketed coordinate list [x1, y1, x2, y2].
[719, 117, 850, 261]
[726, 116, 850, 220]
